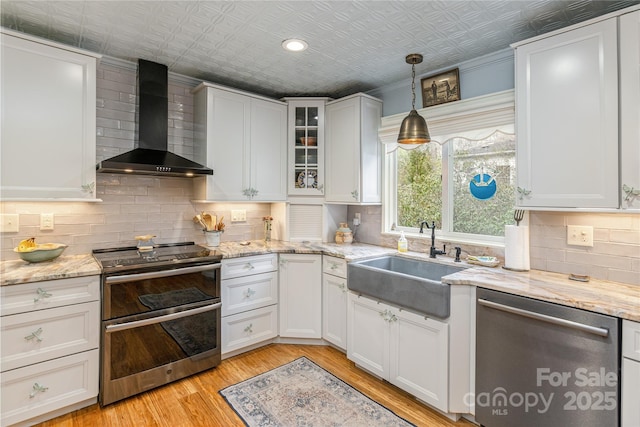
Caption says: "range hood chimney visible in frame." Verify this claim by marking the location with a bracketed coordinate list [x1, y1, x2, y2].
[96, 59, 212, 177]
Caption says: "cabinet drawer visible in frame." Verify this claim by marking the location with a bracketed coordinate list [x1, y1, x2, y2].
[222, 271, 278, 317]
[1, 301, 99, 372]
[1, 349, 99, 427]
[222, 254, 278, 279]
[1, 275, 100, 316]
[323, 256, 347, 278]
[222, 305, 278, 355]
[623, 320, 640, 362]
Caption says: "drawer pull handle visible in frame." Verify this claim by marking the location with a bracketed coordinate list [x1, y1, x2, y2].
[330, 263, 338, 270]
[34, 288, 52, 303]
[245, 288, 256, 298]
[29, 382, 49, 398]
[245, 263, 255, 270]
[338, 283, 347, 292]
[24, 327, 43, 343]
[244, 323, 253, 333]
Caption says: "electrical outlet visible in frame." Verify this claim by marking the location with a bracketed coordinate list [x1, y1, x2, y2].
[353, 212, 361, 226]
[231, 209, 246, 222]
[40, 213, 54, 231]
[0, 214, 19, 233]
[567, 225, 593, 247]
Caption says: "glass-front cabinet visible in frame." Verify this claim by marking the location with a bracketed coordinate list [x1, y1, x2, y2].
[285, 98, 330, 196]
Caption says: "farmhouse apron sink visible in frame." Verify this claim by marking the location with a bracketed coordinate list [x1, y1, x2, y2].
[347, 256, 467, 319]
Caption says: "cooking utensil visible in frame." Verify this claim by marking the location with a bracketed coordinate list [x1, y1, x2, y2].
[514, 209, 524, 226]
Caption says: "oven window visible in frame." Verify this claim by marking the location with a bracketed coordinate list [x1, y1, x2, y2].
[108, 310, 218, 380]
[107, 269, 219, 319]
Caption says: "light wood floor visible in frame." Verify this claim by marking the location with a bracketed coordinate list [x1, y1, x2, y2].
[36, 344, 475, 427]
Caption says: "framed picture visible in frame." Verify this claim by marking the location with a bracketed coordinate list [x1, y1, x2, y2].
[421, 68, 460, 108]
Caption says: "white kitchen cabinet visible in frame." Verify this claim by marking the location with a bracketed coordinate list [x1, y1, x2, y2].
[278, 254, 322, 338]
[620, 10, 640, 210]
[347, 292, 449, 412]
[622, 319, 640, 427]
[322, 256, 348, 350]
[0, 29, 100, 200]
[193, 83, 287, 202]
[325, 93, 383, 204]
[0, 275, 100, 426]
[221, 254, 278, 356]
[284, 98, 329, 197]
[513, 18, 619, 208]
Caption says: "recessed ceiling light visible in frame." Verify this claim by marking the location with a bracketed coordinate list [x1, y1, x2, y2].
[282, 39, 308, 52]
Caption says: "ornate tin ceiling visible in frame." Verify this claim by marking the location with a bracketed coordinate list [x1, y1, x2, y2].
[1, 1, 636, 98]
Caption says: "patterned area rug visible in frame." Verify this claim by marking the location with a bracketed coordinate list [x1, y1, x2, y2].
[220, 357, 415, 426]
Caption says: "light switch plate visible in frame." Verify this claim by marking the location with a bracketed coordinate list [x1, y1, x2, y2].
[231, 209, 246, 222]
[0, 214, 19, 233]
[567, 225, 593, 247]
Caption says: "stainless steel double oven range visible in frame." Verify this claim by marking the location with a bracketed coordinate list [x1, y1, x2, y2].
[92, 242, 223, 406]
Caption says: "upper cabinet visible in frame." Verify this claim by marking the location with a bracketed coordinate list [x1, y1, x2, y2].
[1, 29, 100, 200]
[325, 94, 383, 204]
[620, 10, 640, 210]
[514, 18, 619, 208]
[192, 83, 287, 202]
[513, 6, 640, 210]
[285, 98, 329, 197]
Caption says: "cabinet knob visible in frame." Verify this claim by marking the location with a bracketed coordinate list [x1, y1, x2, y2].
[622, 184, 639, 203]
[29, 382, 49, 398]
[517, 187, 531, 201]
[34, 288, 52, 303]
[245, 263, 255, 270]
[339, 283, 347, 292]
[351, 190, 359, 200]
[81, 181, 95, 196]
[245, 288, 256, 298]
[244, 323, 253, 334]
[24, 327, 43, 343]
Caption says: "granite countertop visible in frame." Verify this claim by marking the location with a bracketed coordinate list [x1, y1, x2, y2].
[2, 241, 638, 322]
[442, 266, 640, 322]
[216, 240, 396, 261]
[0, 254, 101, 286]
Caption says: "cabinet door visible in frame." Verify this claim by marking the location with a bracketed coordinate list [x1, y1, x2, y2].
[222, 305, 278, 355]
[515, 18, 619, 208]
[287, 100, 326, 196]
[1, 349, 98, 427]
[347, 293, 389, 379]
[620, 10, 640, 210]
[325, 97, 361, 203]
[250, 99, 287, 201]
[202, 88, 250, 200]
[322, 273, 348, 350]
[389, 309, 449, 412]
[1, 301, 99, 372]
[622, 358, 640, 427]
[325, 95, 382, 204]
[1, 32, 98, 200]
[278, 254, 322, 338]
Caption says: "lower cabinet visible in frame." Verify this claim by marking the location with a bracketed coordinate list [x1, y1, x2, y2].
[347, 292, 449, 412]
[622, 320, 640, 427]
[0, 275, 100, 426]
[322, 256, 348, 350]
[279, 254, 322, 338]
[221, 254, 278, 356]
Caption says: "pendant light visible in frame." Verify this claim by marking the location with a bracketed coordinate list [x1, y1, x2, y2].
[397, 54, 430, 144]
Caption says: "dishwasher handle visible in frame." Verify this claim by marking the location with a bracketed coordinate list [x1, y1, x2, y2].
[478, 298, 609, 338]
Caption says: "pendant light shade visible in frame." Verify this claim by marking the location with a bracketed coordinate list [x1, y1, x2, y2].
[397, 53, 430, 144]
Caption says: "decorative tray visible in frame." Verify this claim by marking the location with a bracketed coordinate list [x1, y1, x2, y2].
[466, 256, 500, 267]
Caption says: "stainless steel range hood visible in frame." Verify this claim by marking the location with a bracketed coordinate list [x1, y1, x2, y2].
[96, 59, 212, 177]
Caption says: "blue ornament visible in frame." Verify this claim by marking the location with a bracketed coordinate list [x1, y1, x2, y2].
[469, 173, 497, 200]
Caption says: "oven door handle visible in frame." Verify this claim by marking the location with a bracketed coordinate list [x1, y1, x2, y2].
[105, 263, 221, 284]
[105, 302, 221, 333]
[478, 298, 609, 338]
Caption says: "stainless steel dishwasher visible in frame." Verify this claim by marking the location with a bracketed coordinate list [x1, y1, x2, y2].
[476, 288, 620, 427]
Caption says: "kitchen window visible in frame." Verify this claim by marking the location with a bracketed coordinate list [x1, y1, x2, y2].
[380, 90, 515, 245]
